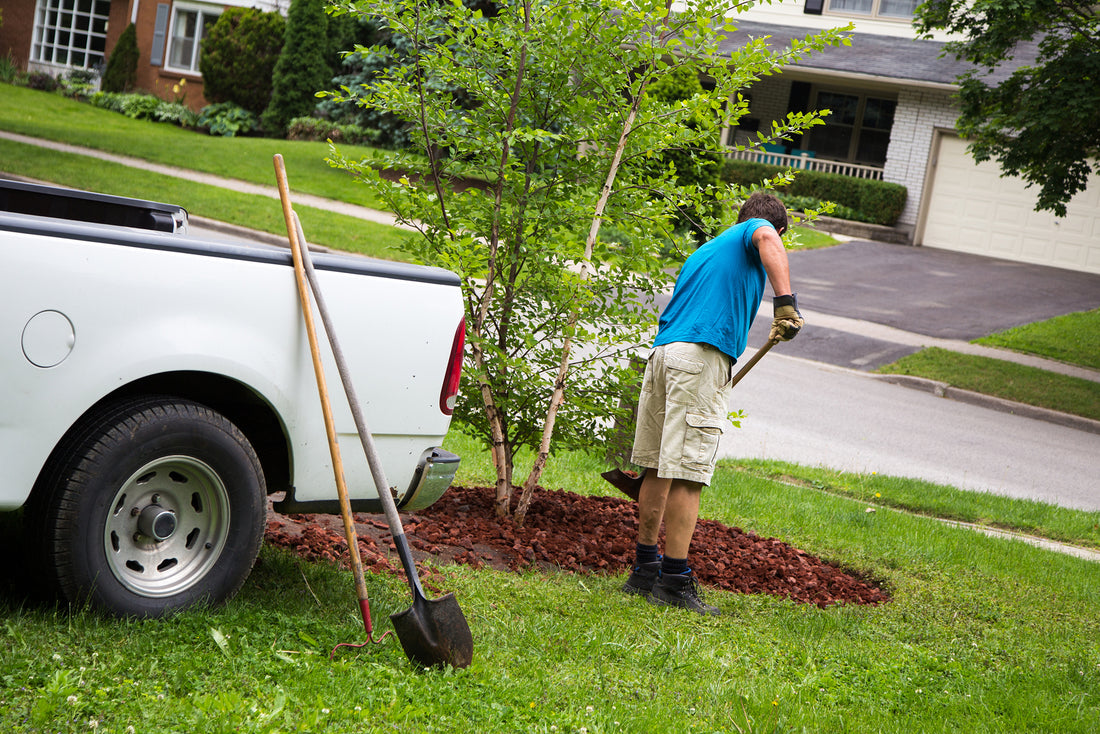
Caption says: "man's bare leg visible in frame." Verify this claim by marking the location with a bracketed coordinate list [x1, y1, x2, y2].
[662, 479, 703, 560]
[636, 471, 673, 546]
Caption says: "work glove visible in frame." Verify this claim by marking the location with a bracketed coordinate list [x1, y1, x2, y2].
[769, 294, 804, 342]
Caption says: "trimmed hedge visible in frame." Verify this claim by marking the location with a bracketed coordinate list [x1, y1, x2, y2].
[285, 116, 379, 145]
[722, 159, 907, 227]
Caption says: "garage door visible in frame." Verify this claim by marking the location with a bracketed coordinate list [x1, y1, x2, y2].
[920, 133, 1100, 274]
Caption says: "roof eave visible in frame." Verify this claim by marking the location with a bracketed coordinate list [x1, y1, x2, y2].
[778, 64, 960, 94]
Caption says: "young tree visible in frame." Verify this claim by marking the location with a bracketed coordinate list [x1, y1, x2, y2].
[915, 0, 1100, 216]
[327, 0, 845, 523]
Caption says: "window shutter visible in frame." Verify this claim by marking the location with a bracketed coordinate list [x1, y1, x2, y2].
[150, 4, 170, 66]
[804, 0, 825, 13]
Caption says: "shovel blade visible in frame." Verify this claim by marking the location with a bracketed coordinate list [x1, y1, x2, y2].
[601, 468, 644, 501]
[390, 592, 473, 669]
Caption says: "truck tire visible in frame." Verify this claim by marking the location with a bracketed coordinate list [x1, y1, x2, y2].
[34, 397, 267, 617]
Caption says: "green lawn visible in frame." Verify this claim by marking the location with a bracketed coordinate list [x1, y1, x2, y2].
[0, 136, 412, 260]
[0, 83, 390, 210]
[2, 433, 1098, 733]
[877, 347, 1100, 422]
[976, 308, 1100, 371]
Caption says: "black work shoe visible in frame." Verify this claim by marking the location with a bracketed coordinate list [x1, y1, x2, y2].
[647, 571, 720, 615]
[621, 561, 660, 595]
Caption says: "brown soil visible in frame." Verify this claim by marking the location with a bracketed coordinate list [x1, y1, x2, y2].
[264, 485, 889, 608]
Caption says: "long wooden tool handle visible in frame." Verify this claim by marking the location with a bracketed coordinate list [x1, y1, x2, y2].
[291, 214, 427, 599]
[274, 154, 373, 630]
[730, 337, 779, 389]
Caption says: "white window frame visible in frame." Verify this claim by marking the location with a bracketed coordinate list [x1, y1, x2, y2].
[825, 0, 921, 21]
[30, 0, 111, 70]
[163, 1, 222, 75]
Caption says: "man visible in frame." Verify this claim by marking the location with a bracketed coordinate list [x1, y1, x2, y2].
[622, 191, 803, 614]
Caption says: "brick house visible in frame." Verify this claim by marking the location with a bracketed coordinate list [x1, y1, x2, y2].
[0, 0, 284, 110]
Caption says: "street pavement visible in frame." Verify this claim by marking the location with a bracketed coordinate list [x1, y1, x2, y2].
[720, 240, 1100, 512]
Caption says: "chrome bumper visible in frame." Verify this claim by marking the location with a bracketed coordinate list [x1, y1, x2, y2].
[399, 447, 461, 510]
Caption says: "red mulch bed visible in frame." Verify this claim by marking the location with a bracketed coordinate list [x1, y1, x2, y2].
[264, 485, 889, 608]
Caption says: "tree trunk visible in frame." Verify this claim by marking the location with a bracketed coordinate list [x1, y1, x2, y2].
[514, 76, 651, 526]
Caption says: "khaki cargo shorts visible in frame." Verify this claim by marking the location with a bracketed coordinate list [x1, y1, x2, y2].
[630, 342, 733, 486]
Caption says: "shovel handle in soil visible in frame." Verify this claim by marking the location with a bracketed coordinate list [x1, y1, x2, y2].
[274, 155, 386, 647]
[275, 155, 473, 670]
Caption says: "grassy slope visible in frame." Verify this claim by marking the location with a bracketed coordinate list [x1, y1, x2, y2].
[0, 84, 389, 208]
[2, 441, 1097, 733]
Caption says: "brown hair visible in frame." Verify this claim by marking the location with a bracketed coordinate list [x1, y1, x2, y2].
[736, 192, 788, 234]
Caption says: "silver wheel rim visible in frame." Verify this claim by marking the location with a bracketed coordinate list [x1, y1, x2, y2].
[103, 455, 231, 598]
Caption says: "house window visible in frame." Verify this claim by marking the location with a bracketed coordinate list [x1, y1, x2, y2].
[31, 0, 111, 69]
[165, 2, 221, 74]
[808, 91, 896, 166]
[826, 0, 921, 19]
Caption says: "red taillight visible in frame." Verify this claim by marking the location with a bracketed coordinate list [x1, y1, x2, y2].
[440, 318, 465, 415]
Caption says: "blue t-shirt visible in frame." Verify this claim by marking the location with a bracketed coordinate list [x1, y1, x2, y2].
[653, 218, 771, 360]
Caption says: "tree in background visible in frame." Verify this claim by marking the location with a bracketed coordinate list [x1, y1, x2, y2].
[327, 0, 843, 523]
[199, 7, 285, 116]
[915, 0, 1099, 216]
[261, 0, 333, 136]
[101, 23, 139, 93]
[645, 65, 725, 244]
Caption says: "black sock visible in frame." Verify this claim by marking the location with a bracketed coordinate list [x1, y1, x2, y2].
[661, 556, 688, 576]
[635, 543, 659, 566]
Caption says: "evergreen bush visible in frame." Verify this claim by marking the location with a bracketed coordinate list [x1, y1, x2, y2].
[199, 7, 285, 116]
[101, 23, 138, 93]
[722, 159, 907, 226]
[261, 0, 333, 136]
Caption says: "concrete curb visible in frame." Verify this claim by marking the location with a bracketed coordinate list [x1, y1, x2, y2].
[875, 373, 1100, 435]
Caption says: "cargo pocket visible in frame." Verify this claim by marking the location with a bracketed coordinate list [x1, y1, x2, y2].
[665, 352, 704, 405]
[682, 412, 725, 469]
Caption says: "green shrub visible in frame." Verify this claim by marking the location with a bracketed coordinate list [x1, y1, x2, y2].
[88, 91, 126, 113]
[58, 68, 99, 99]
[153, 102, 199, 128]
[25, 71, 58, 92]
[0, 52, 22, 84]
[262, 0, 333, 136]
[199, 7, 285, 116]
[722, 159, 907, 226]
[285, 116, 379, 145]
[101, 23, 138, 93]
[117, 93, 162, 120]
[198, 102, 259, 137]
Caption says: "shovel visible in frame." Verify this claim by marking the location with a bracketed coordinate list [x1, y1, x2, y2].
[601, 337, 781, 501]
[274, 155, 473, 670]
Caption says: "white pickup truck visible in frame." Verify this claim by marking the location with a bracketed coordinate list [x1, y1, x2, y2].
[0, 178, 465, 618]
